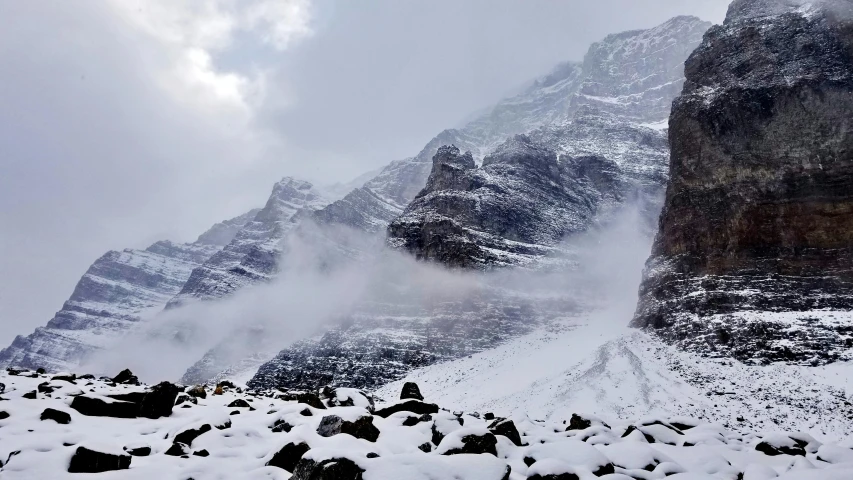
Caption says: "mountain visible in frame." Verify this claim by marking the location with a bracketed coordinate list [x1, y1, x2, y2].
[387, 141, 629, 268]
[632, 0, 853, 365]
[0, 211, 257, 372]
[166, 178, 330, 308]
[243, 16, 712, 391]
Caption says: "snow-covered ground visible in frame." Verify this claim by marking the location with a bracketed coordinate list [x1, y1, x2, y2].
[1, 367, 852, 479]
[376, 311, 853, 443]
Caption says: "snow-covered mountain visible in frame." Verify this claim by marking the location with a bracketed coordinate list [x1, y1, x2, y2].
[632, 0, 853, 365]
[0, 211, 257, 372]
[192, 16, 712, 389]
[166, 178, 331, 308]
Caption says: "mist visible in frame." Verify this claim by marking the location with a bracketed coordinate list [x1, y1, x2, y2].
[83, 203, 653, 384]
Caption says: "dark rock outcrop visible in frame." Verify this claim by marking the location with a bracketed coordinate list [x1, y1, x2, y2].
[632, 0, 853, 364]
[67, 447, 131, 473]
[387, 140, 630, 269]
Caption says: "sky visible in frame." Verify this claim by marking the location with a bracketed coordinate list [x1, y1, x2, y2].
[0, 0, 729, 345]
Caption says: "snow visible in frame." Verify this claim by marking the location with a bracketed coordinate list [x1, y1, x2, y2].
[375, 311, 853, 442]
[0, 369, 851, 478]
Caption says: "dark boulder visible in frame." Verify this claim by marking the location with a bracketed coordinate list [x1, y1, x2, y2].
[164, 443, 189, 457]
[0, 383, 4, 394]
[22, 390, 37, 400]
[138, 381, 182, 419]
[125, 446, 151, 457]
[0, 411, 9, 420]
[40, 408, 72, 424]
[112, 369, 139, 385]
[227, 399, 251, 408]
[756, 440, 807, 457]
[193, 449, 210, 457]
[51, 374, 76, 383]
[174, 424, 212, 447]
[374, 400, 439, 418]
[176, 394, 197, 406]
[291, 457, 365, 480]
[186, 385, 207, 399]
[37, 382, 56, 394]
[440, 432, 498, 456]
[266, 442, 311, 472]
[67, 447, 131, 473]
[527, 474, 579, 480]
[488, 418, 522, 446]
[400, 382, 424, 401]
[271, 419, 294, 433]
[70, 395, 137, 419]
[317, 415, 380, 442]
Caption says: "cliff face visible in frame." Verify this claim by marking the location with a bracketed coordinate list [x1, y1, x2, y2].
[632, 0, 853, 364]
[387, 141, 628, 269]
[0, 213, 257, 372]
[166, 178, 330, 308]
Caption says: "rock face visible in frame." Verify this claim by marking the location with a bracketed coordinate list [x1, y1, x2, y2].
[167, 178, 330, 308]
[632, 0, 853, 364]
[387, 140, 629, 268]
[0, 210, 256, 372]
[386, 17, 711, 269]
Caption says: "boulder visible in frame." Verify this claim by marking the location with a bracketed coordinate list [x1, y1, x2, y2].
[40, 408, 72, 424]
[227, 399, 251, 408]
[112, 369, 139, 385]
[22, 390, 37, 400]
[125, 446, 151, 457]
[291, 457, 365, 480]
[271, 419, 294, 433]
[440, 432, 498, 456]
[0, 411, 9, 420]
[266, 442, 311, 472]
[164, 443, 189, 457]
[70, 396, 137, 419]
[400, 382, 424, 401]
[317, 414, 380, 442]
[137, 381, 182, 419]
[488, 418, 522, 446]
[174, 424, 213, 447]
[67, 447, 131, 473]
[186, 385, 207, 399]
[374, 400, 439, 418]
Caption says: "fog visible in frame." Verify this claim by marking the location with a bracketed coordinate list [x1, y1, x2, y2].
[83, 204, 653, 384]
[0, 0, 729, 346]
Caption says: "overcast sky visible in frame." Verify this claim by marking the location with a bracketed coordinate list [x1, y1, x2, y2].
[0, 0, 729, 345]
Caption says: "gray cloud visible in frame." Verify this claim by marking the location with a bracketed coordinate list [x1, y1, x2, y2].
[0, 0, 728, 345]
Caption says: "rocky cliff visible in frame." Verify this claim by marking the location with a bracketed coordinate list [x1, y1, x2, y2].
[384, 17, 711, 269]
[632, 0, 853, 364]
[166, 178, 330, 308]
[0, 211, 256, 372]
[387, 140, 629, 268]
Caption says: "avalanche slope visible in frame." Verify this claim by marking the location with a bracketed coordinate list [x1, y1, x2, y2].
[376, 310, 853, 442]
